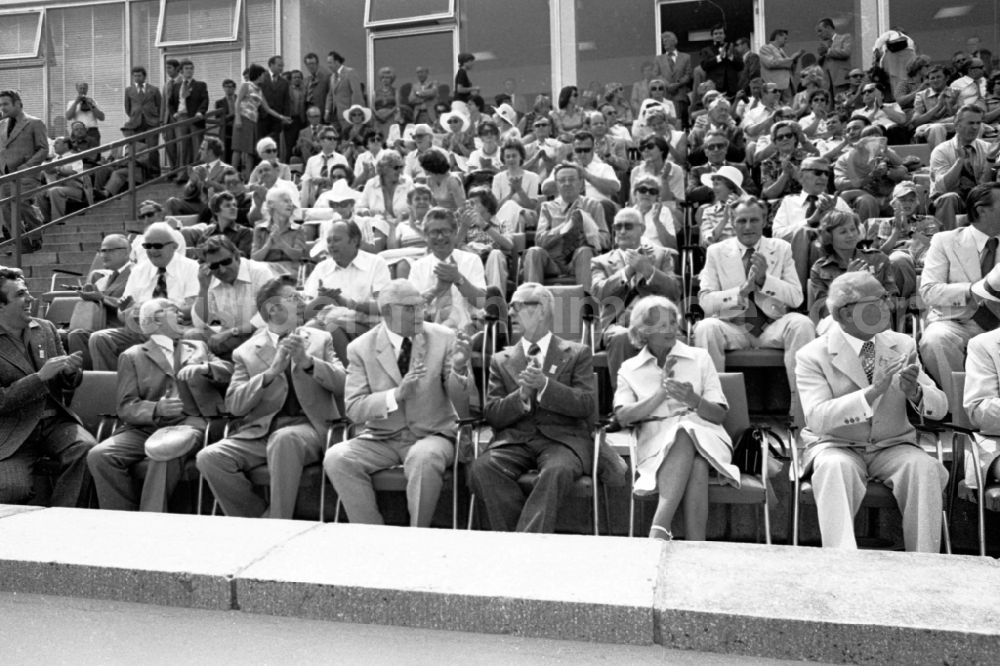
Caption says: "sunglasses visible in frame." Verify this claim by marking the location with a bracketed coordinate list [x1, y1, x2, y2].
[613, 223, 637, 230]
[635, 185, 660, 195]
[99, 247, 130, 253]
[775, 133, 795, 140]
[574, 147, 593, 153]
[321, 135, 337, 141]
[447, 118, 462, 124]
[649, 86, 665, 91]
[142, 241, 175, 250]
[849, 74, 864, 78]
[207, 256, 235, 270]
[261, 148, 277, 154]
[138, 211, 157, 220]
[704, 143, 727, 150]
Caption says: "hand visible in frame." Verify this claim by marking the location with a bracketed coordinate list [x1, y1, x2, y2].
[317, 283, 345, 306]
[118, 295, 135, 311]
[750, 252, 768, 286]
[847, 258, 869, 273]
[281, 331, 310, 367]
[78, 284, 103, 303]
[816, 194, 836, 215]
[624, 249, 653, 280]
[178, 363, 209, 381]
[264, 345, 291, 382]
[395, 362, 426, 401]
[154, 396, 185, 419]
[897, 363, 922, 402]
[452, 331, 471, 370]
[209, 330, 233, 349]
[197, 262, 213, 289]
[868, 356, 907, 400]
[658, 356, 678, 383]
[781, 159, 796, 178]
[663, 379, 698, 409]
[433, 260, 462, 284]
[740, 264, 759, 297]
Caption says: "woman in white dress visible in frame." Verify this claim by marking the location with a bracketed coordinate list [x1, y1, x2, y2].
[614, 296, 739, 541]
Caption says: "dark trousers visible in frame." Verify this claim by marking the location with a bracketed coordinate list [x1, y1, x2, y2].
[470, 438, 583, 533]
[0, 417, 95, 506]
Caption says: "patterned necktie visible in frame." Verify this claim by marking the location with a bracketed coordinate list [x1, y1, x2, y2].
[740, 247, 772, 337]
[973, 237, 1000, 330]
[152, 266, 167, 298]
[397, 337, 412, 377]
[804, 194, 819, 219]
[861, 340, 875, 384]
[320, 155, 330, 179]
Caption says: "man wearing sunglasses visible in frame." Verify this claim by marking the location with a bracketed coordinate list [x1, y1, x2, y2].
[130, 200, 188, 265]
[592, 208, 679, 387]
[90, 222, 201, 371]
[190, 235, 275, 358]
[688, 130, 755, 205]
[300, 128, 348, 207]
[541, 131, 619, 203]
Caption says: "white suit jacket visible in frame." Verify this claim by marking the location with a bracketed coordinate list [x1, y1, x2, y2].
[795, 325, 947, 474]
[698, 236, 802, 321]
[918, 226, 985, 323]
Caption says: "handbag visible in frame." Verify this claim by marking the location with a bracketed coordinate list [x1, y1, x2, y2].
[732, 425, 787, 478]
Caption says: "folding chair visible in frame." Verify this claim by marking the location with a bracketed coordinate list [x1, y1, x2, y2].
[947, 371, 995, 556]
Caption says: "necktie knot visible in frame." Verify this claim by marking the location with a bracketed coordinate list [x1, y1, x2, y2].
[861, 340, 876, 384]
[528, 343, 541, 357]
[152, 266, 168, 298]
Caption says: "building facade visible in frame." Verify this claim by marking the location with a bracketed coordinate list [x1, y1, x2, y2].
[0, 0, 995, 138]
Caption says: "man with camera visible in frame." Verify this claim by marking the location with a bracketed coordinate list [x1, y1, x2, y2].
[65, 82, 105, 146]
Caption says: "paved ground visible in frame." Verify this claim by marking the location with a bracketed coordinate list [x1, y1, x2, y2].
[0, 592, 813, 665]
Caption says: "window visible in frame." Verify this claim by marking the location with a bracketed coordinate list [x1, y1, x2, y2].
[365, 0, 455, 29]
[371, 27, 456, 100]
[156, 0, 242, 47]
[0, 10, 44, 60]
[889, 0, 999, 63]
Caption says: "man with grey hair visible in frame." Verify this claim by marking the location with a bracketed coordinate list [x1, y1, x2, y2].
[469, 282, 597, 532]
[87, 298, 231, 512]
[795, 271, 948, 552]
[324, 279, 473, 527]
[591, 207, 679, 387]
[89, 222, 201, 371]
[67, 233, 133, 369]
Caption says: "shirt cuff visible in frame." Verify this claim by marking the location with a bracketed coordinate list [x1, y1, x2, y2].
[537, 377, 550, 403]
[385, 389, 399, 413]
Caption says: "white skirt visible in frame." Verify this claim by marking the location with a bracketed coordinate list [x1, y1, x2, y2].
[633, 413, 739, 495]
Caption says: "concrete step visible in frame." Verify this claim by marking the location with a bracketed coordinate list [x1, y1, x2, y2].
[44, 242, 83, 253]
[57, 251, 98, 265]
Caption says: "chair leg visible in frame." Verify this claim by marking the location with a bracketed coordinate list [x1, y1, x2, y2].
[791, 479, 801, 546]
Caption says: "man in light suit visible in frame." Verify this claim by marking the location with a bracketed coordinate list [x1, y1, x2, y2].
[123, 66, 162, 174]
[654, 31, 692, 127]
[817, 17, 853, 93]
[759, 29, 803, 103]
[303, 53, 331, 117]
[962, 286, 1000, 510]
[796, 272, 948, 552]
[172, 60, 210, 173]
[165, 136, 231, 216]
[409, 66, 439, 126]
[67, 234, 133, 370]
[919, 183, 1000, 400]
[0, 89, 49, 239]
[87, 299, 231, 512]
[324, 280, 473, 527]
[324, 51, 365, 129]
[469, 282, 596, 532]
[591, 208, 679, 387]
[694, 197, 816, 426]
[196, 275, 346, 519]
[294, 106, 330, 162]
[0, 266, 94, 506]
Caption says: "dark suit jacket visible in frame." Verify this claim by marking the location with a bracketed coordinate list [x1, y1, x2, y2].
[215, 96, 236, 138]
[305, 67, 332, 112]
[738, 53, 761, 94]
[484, 336, 596, 469]
[124, 85, 162, 131]
[262, 73, 291, 116]
[0, 319, 83, 461]
[654, 51, 693, 103]
[90, 263, 132, 328]
[700, 43, 743, 97]
[115, 338, 232, 432]
[591, 246, 679, 331]
[0, 114, 49, 175]
[162, 78, 179, 123]
[175, 79, 209, 128]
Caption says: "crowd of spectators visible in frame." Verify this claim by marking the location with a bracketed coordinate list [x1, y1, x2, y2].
[2, 19, 1000, 551]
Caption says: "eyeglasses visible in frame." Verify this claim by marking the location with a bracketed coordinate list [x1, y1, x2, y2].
[207, 256, 235, 270]
[649, 86, 665, 91]
[574, 147, 593, 154]
[138, 211, 157, 220]
[635, 185, 660, 195]
[321, 135, 337, 141]
[510, 301, 542, 311]
[261, 148, 277, 154]
[447, 118, 462, 124]
[613, 223, 637, 230]
[142, 241, 175, 250]
[480, 130, 499, 136]
[99, 247, 129, 253]
[426, 228, 453, 238]
[387, 165, 404, 171]
[849, 74, 864, 79]
[704, 143, 727, 150]
[812, 97, 829, 103]
[841, 294, 890, 309]
[802, 169, 829, 177]
[774, 133, 795, 140]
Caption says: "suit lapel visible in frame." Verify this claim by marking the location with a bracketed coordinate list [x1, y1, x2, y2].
[375, 326, 403, 384]
[958, 227, 983, 281]
[177, 340, 198, 368]
[828, 327, 870, 390]
[0, 330, 36, 376]
[541, 336, 571, 379]
[723, 240, 746, 286]
[254, 332, 276, 368]
[5, 117, 27, 145]
[142, 341, 174, 378]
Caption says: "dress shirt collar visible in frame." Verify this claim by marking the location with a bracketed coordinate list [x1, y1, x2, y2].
[209, 258, 251, 289]
[149, 334, 175, 364]
[521, 331, 553, 360]
[633, 340, 696, 367]
[384, 326, 415, 356]
[736, 238, 763, 253]
[205, 159, 220, 172]
[968, 223, 993, 253]
[329, 249, 373, 272]
[839, 328, 880, 357]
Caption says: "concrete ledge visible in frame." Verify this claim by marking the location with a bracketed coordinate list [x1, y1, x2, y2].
[235, 524, 662, 645]
[1, 505, 999, 663]
[0, 504, 43, 520]
[654, 541, 1000, 664]
[0, 507, 317, 609]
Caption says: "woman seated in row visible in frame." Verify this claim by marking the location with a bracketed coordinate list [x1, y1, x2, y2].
[251, 188, 308, 275]
[614, 296, 739, 541]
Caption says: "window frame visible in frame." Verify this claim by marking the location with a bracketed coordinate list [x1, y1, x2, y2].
[364, 0, 456, 30]
[155, 0, 243, 48]
[367, 24, 458, 97]
[0, 9, 45, 61]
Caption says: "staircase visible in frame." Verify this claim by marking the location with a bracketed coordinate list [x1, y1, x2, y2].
[13, 181, 182, 295]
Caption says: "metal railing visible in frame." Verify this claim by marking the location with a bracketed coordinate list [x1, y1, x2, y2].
[0, 109, 224, 265]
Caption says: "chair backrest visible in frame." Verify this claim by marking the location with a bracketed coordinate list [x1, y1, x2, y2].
[69, 371, 119, 435]
[718, 372, 749, 440]
[44, 296, 82, 328]
[950, 371, 972, 430]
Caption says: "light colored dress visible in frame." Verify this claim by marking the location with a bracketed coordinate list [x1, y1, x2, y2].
[614, 342, 739, 495]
